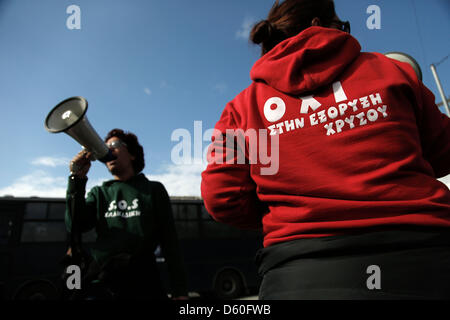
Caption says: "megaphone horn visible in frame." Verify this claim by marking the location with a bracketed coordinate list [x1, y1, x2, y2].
[44, 96, 116, 163]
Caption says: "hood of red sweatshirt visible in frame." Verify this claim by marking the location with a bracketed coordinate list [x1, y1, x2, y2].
[250, 26, 361, 96]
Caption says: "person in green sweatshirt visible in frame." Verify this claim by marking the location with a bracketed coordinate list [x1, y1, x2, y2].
[65, 128, 188, 300]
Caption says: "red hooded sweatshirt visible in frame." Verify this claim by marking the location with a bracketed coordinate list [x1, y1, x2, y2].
[201, 27, 450, 248]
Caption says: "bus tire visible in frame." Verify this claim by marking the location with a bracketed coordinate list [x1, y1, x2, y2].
[213, 269, 244, 300]
[12, 279, 59, 300]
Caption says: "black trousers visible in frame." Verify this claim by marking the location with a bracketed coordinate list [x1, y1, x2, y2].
[257, 227, 450, 300]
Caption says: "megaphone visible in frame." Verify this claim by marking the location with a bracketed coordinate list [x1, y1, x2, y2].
[385, 52, 423, 81]
[44, 96, 116, 163]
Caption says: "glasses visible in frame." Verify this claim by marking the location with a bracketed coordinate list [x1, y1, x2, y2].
[330, 20, 351, 34]
[106, 140, 127, 150]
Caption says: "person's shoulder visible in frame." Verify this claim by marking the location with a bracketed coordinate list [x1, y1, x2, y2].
[353, 51, 387, 66]
[222, 81, 261, 110]
[137, 174, 166, 191]
[359, 51, 410, 70]
[84, 183, 103, 199]
[372, 51, 421, 84]
[235, 81, 262, 102]
[217, 83, 260, 128]
[90, 178, 124, 196]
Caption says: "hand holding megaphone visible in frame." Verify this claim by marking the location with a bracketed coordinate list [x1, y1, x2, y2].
[70, 149, 94, 177]
[45, 96, 116, 168]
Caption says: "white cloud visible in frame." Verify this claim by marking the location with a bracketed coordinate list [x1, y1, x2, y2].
[144, 88, 152, 96]
[0, 170, 67, 197]
[147, 160, 206, 198]
[0, 163, 204, 198]
[0, 168, 110, 198]
[31, 156, 70, 167]
[0, 154, 206, 198]
[2, 166, 448, 201]
[236, 16, 256, 40]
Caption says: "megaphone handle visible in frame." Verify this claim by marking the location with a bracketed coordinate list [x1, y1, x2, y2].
[70, 149, 93, 176]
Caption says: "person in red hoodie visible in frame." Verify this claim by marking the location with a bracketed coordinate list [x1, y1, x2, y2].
[201, 0, 450, 300]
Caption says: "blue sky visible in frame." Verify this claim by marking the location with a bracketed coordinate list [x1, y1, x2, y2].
[0, 0, 449, 197]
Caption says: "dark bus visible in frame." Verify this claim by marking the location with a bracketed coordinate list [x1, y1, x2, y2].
[164, 197, 262, 299]
[0, 196, 262, 300]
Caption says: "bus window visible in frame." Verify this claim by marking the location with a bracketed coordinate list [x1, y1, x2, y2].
[200, 205, 243, 239]
[20, 201, 67, 243]
[48, 203, 66, 220]
[171, 204, 178, 216]
[174, 204, 198, 220]
[20, 221, 67, 243]
[173, 204, 200, 239]
[24, 203, 47, 220]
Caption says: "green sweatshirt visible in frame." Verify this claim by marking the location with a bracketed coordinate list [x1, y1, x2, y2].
[65, 173, 187, 297]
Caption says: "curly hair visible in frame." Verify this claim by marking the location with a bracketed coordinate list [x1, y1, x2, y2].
[104, 129, 145, 174]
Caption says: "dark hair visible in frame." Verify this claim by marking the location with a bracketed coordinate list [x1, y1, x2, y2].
[105, 129, 145, 174]
[250, 0, 336, 55]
